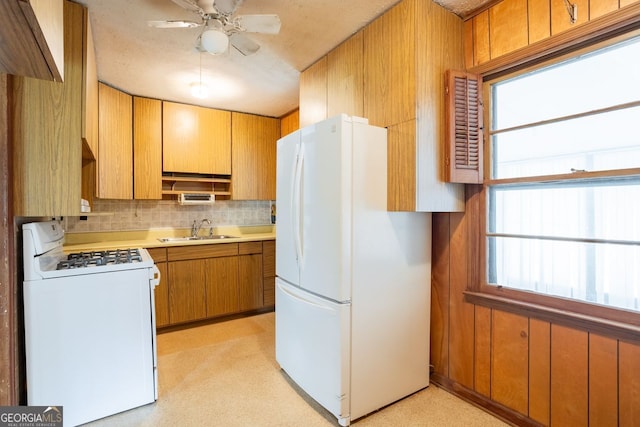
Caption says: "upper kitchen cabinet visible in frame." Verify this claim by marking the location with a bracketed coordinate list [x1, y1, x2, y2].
[80, 7, 98, 208]
[299, 56, 327, 128]
[327, 31, 364, 119]
[98, 82, 132, 199]
[299, 30, 364, 124]
[12, 0, 84, 216]
[133, 97, 162, 200]
[280, 109, 299, 137]
[366, 0, 465, 212]
[231, 112, 279, 200]
[82, 12, 98, 158]
[363, 1, 415, 129]
[297, 0, 464, 212]
[163, 101, 231, 175]
[0, 0, 64, 82]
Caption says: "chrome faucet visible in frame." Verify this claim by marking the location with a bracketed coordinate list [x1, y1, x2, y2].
[191, 219, 211, 237]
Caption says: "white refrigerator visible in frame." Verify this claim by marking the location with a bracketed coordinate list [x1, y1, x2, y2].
[275, 114, 431, 426]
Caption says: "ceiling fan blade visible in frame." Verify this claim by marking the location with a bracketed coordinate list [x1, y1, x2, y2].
[229, 33, 260, 56]
[235, 14, 281, 34]
[214, 0, 244, 15]
[171, 0, 204, 14]
[148, 20, 201, 28]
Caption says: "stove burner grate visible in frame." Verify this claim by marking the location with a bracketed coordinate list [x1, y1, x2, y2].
[57, 249, 143, 270]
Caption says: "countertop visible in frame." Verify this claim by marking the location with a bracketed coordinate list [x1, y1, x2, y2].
[63, 225, 276, 252]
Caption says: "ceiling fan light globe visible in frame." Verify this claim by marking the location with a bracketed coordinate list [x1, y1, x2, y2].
[201, 29, 229, 54]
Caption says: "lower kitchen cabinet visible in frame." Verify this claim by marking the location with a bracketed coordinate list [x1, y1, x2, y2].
[147, 248, 170, 328]
[157, 241, 272, 328]
[168, 259, 208, 324]
[205, 256, 239, 317]
[239, 242, 263, 311]
[262, 240, 275, 307]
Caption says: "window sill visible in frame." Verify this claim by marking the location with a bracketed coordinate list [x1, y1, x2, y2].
[464, 291, 640, 344]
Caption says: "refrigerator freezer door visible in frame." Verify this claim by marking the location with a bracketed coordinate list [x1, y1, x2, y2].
[275, 278, 351, 425]
[298, 115, 352, 302]
[276, 131, 301, 287]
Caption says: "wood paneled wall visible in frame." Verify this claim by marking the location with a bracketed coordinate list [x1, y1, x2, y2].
[432, 205, 640, 426]
[465, 0, 640, 68]
[432, 3, 640, 425]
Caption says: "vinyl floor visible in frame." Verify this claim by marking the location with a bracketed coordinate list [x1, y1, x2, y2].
[85, 312, 508, 427]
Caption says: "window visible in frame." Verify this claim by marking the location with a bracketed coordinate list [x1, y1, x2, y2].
[486, 34, 640, 313]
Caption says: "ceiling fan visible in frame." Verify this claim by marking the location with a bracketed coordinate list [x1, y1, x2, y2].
[148, 0, 281, 56]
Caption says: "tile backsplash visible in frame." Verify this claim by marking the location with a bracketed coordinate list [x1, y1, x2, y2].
[65, 199, 273, 233]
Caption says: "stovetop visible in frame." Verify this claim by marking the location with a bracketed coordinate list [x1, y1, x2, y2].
[23, 220, 157, 280]
[57, 249, 144, 270]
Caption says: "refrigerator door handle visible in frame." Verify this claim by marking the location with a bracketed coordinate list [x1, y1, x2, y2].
[277, 280, 336, 313]
[293, 146, 304, 264]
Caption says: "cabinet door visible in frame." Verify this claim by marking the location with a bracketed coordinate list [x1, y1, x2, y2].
[82, 10, 98, 157]
[163, 101, 231, 174]
[238, 242, 263, 311]
[262, 240, 275, 307]
[327, 31, 364, 118]
[299, 56, 328, 128]
[98, 82, 132, 199]
[133, 97, 162, 199]
[154, 261, 170, 328]
[231, 112, 279, 200]
[148, 248, 169, 327]
[199, 106, 231, 175]
[363, 0, 415, 128]
[205, 256, 239, 317]
[12, 0, 83, 216]
[168, 259, 207, 324]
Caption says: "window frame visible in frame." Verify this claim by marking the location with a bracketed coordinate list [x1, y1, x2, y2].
[467, 28, 640, 341]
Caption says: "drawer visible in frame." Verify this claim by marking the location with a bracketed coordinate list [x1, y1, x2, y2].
[239, 241, 262, 255]
[147, 247, 167, 262]
[167, 243, 238, 261]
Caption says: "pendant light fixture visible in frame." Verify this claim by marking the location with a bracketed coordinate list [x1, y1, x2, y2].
[191, 53, 209, 98]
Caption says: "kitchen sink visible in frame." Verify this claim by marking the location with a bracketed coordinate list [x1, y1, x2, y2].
[157, 235, 238, 243]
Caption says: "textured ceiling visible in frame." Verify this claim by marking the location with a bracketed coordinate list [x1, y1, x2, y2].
[76, 0, 491, 118]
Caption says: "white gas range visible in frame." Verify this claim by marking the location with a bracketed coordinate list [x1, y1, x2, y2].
[22, 220, 160, 426]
